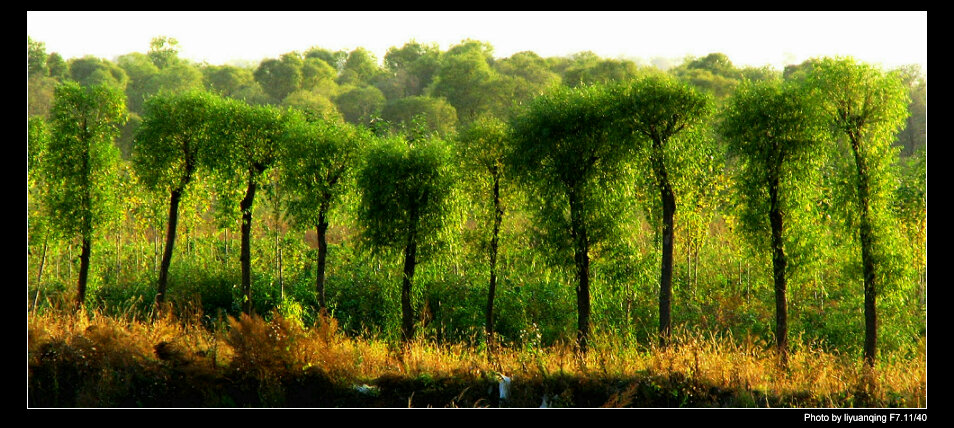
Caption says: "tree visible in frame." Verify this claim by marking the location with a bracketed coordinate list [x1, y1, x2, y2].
[68, 56, 129, 91]
[207, 99, 289, 314]
[28, 116, 53, 295]
[718, 78, 828, 361]
[148, 36, 181, 70]
[806, 57, 910, 366]
[28, 36, 48, 77]
[508, 84, 631, 353]
[891, 65, 927, 156]
[46, 52, 68, 79]
[255, 55, 303, 103]
[670, 53, 744, 100]
[202, 64, 257, 98]
[487, 51, 562, 118]
[43, 81, 127, 309]
[132, 90, 220, 310]
[337, 47, 382, 87]
[117, 52, 161, 114]
[380, 96, 458, 138]
[428, 43, 497, 123]
[28, 74, 58, 118]
[610, 74, 712, 346]
[301, 57, 338, 92]
[356, 133, 455, 343]
[334, 86, 386, 125]
[280, 113, 368, 312]
[456, 115, 511, 349]
[281, 89, 342, 122]
[380, 40, 442, 99]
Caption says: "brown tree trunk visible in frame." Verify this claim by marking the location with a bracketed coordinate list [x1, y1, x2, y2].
[486, 172, 502, 350]
[401, 236, 418, 343]
[315, 207, 329, 313]
[76, 235, 91, 311]
[650, 143, 676, 347]
[768, 175, 789, 363]
[35, 238, 48, 288]
[155, 187, 184, 310]
[568, 189, 591, 354]
[850, 136, 878, 366]
[240, 178, 257, 314]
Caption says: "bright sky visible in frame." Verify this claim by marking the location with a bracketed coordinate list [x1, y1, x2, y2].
[27, 11, 927, 72]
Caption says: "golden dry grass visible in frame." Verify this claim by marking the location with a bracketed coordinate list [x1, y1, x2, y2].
[27, 309, 926, 408]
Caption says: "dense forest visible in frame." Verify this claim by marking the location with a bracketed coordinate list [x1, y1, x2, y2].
[26, 35, 926, 408]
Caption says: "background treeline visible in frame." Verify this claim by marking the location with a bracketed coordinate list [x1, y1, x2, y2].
[26, 36, 926, 366]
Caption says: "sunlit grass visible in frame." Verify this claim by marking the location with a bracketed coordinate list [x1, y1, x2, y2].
[27, 308, 925, 407]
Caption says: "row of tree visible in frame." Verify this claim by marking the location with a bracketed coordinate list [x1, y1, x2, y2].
[27, 36, 925, 366]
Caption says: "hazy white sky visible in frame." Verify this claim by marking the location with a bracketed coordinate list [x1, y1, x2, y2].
[27, 11, 927, 71]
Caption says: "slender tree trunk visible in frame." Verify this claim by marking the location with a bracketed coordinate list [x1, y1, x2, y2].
[315, 207, 329, 313]
[650, 142, 677, 347]
[850, 136, 878, 366]
[768, 175, 789, 363]
[76, 235, 91, 311]
[276, 225, 283, 300]
[36, 237, 48, 287]
[401, 235, 418, 343]
[34, 237, 49, 311]
[155, 187, 184, 309]
[240, 178, 257, 314]
[486, 172, 502, 350]
[568, 189, 591, 354]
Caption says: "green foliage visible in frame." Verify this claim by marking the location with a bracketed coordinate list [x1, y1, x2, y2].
[281, 89, 342, 122]
[148, 36, 181, 69]
[718, 78, 828, 256]
[380, 96, 458, 138]
[509, 83, 633, 263]
[28, 116, 49, 177]
[255, 55, 304, 103]
[806, 57, 912, 290]
[68, 56, 129, 91]
[43, 81, 128, 239]
[428, 43, 498, 122]
[279, 113, 368, 231]
[609, 72, 714, 225]
[355, 133, 456, 259]
[334, 86, 386, 125]
[28, 36, 48, 77]
[132, 90, 222, 193]
[337, 48, 382, 86]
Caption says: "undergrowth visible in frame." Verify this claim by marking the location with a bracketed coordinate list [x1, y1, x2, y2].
[27, 309, 926, 408]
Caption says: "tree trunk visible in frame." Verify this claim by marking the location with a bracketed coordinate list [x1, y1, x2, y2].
[155, 187, 184, 309]
[34, 237, 48, 310]
[850, 135, 878, 367]
[768, 175, 789, 363]
[401, 237, 418, 343]
[486, 172, 502, 350]
[315, 208, 329, 313]
[650, 142, 677, 347]
[240, 178, 257, 314]
[36, 237, 48, 286]
[568, 189, 591, 354]
[76, 235, 91, 311]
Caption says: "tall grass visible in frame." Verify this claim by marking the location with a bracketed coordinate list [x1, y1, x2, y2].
[27, 308, 925, 408]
